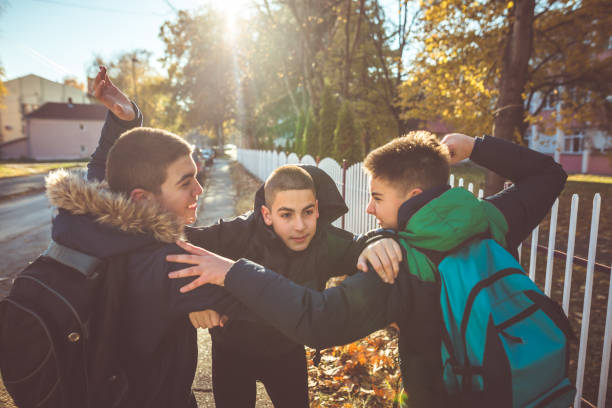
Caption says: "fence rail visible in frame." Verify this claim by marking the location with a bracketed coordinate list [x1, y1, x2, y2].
[237, 148, 610, 407]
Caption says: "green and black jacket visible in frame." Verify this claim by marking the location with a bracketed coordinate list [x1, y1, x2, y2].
[220, 135, 568, 407]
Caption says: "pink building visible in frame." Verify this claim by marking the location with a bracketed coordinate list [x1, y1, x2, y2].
[1, 102, 106, 160]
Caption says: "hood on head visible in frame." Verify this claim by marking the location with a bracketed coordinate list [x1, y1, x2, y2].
[46, 169, 185, 245]
[253, 164, 348, 224]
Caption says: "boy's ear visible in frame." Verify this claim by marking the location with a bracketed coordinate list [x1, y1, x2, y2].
[314, 199, 319, 219]
[261, 205, 273, 226]
[130, 188, 153, 202]
[406, 188, 423, 200]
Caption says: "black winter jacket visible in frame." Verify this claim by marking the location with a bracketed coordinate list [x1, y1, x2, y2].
[218, 136, 568, 407]
[185, 166, 356, 357]
[47, 171, 248, 408]
[57, 109, 250, 407]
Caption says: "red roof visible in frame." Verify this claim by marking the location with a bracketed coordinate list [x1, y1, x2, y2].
[25, 102, 106, 121]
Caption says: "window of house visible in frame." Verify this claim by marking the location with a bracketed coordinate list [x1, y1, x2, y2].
[545, 90, 559, 109]
[563, 132, 584, 153]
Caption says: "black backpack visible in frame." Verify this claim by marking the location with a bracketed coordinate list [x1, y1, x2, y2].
[0, 240, 128, 408]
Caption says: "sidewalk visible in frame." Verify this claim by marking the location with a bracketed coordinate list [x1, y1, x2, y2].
[191, 158, 273, 407]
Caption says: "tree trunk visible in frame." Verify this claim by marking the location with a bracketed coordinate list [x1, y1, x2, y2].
[488, 0, 535, 195]
[216, 122, 224, 148]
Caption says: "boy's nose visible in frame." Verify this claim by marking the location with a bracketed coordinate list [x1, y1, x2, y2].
[366, 200, 375, 215]
[194, 181, 204, 196]
[294, 216, 306, 231]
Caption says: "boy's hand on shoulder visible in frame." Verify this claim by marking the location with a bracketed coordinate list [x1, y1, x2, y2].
[441, 133, 475, 165]
[167, 240, 234, 292]
[92, 66, 135, 121]
[357, 238, 403, 284]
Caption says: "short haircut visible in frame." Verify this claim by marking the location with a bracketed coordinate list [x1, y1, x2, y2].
[106, 127, 193, 195]
[264, 165, 316, 207]
[364, 131, 450, 194]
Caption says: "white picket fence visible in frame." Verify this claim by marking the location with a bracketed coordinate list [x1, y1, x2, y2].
[237, 148, 611, 407]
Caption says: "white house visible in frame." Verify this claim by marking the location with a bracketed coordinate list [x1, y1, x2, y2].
[12, 102, 107, 161]
[0, 74, 95, 159]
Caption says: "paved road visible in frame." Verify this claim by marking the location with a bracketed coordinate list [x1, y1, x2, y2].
[0, 192, 52, 297]
[0, 193, 52, 241]
[0, 174, 47, 200]
[192, 158, 273, 407]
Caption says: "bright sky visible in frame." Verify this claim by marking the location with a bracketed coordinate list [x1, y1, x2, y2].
[0, 0, 248, 84]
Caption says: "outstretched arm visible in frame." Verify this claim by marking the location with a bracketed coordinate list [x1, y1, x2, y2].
[87, 66, 143, 181]
[167, 241, 402, 348]
[443, 133, 567, 250]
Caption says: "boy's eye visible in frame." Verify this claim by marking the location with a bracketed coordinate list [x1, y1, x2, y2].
[305, 209, 314, 216]
[280, 213, 291, 218]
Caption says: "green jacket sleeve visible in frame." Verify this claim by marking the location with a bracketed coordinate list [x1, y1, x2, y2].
[224, 258, 404, 349]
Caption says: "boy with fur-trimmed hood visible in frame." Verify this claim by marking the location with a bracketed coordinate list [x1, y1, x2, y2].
[47, 127, 245, 407]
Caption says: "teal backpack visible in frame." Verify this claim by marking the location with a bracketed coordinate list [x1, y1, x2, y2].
[435, 238, 575, 407]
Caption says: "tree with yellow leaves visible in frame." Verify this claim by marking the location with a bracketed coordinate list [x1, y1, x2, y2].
[399, 0, 611, 192]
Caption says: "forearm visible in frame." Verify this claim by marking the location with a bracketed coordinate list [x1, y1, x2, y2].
[471, 135, 567, 248]
[168, 271, 255, 322]
[470, 135, 565, 184]
[87, 102, 143, 181]
[224, 259, 395, 348]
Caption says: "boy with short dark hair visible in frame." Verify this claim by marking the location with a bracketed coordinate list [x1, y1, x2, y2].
[167, 130, 567, 407]
[47, 123, 243, 407]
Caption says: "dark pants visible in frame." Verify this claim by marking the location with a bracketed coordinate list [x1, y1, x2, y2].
[211, 342, 309, 408]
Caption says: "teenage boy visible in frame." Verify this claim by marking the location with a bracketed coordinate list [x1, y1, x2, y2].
[86, 66, 401, 407]
[167, 131, 567, 407]
[47, 126, 249, 407]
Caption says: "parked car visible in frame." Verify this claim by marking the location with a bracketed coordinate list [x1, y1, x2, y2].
[201, 148, 215, 166]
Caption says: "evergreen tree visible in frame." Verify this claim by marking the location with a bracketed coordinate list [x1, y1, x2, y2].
[333, 101, 362, 165]
[318, 86, 338, 159]
[303, 108, 319, 158]
[294, 111, 306, 155]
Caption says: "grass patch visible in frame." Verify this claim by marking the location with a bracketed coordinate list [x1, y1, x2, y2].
[0, 162, 85, 179]
[567, 173, 612, 184]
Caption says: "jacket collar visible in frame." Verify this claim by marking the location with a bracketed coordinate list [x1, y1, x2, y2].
[397, 185, 450, 230]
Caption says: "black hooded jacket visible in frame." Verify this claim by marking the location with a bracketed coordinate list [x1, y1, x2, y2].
[185, 164, 356, 357]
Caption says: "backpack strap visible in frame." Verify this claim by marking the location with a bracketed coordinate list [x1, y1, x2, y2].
[418, 231, 493, 267]
[42, 240, 102, 279]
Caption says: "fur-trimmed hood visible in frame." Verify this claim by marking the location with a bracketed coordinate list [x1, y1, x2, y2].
[46, 169, 185, 245]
